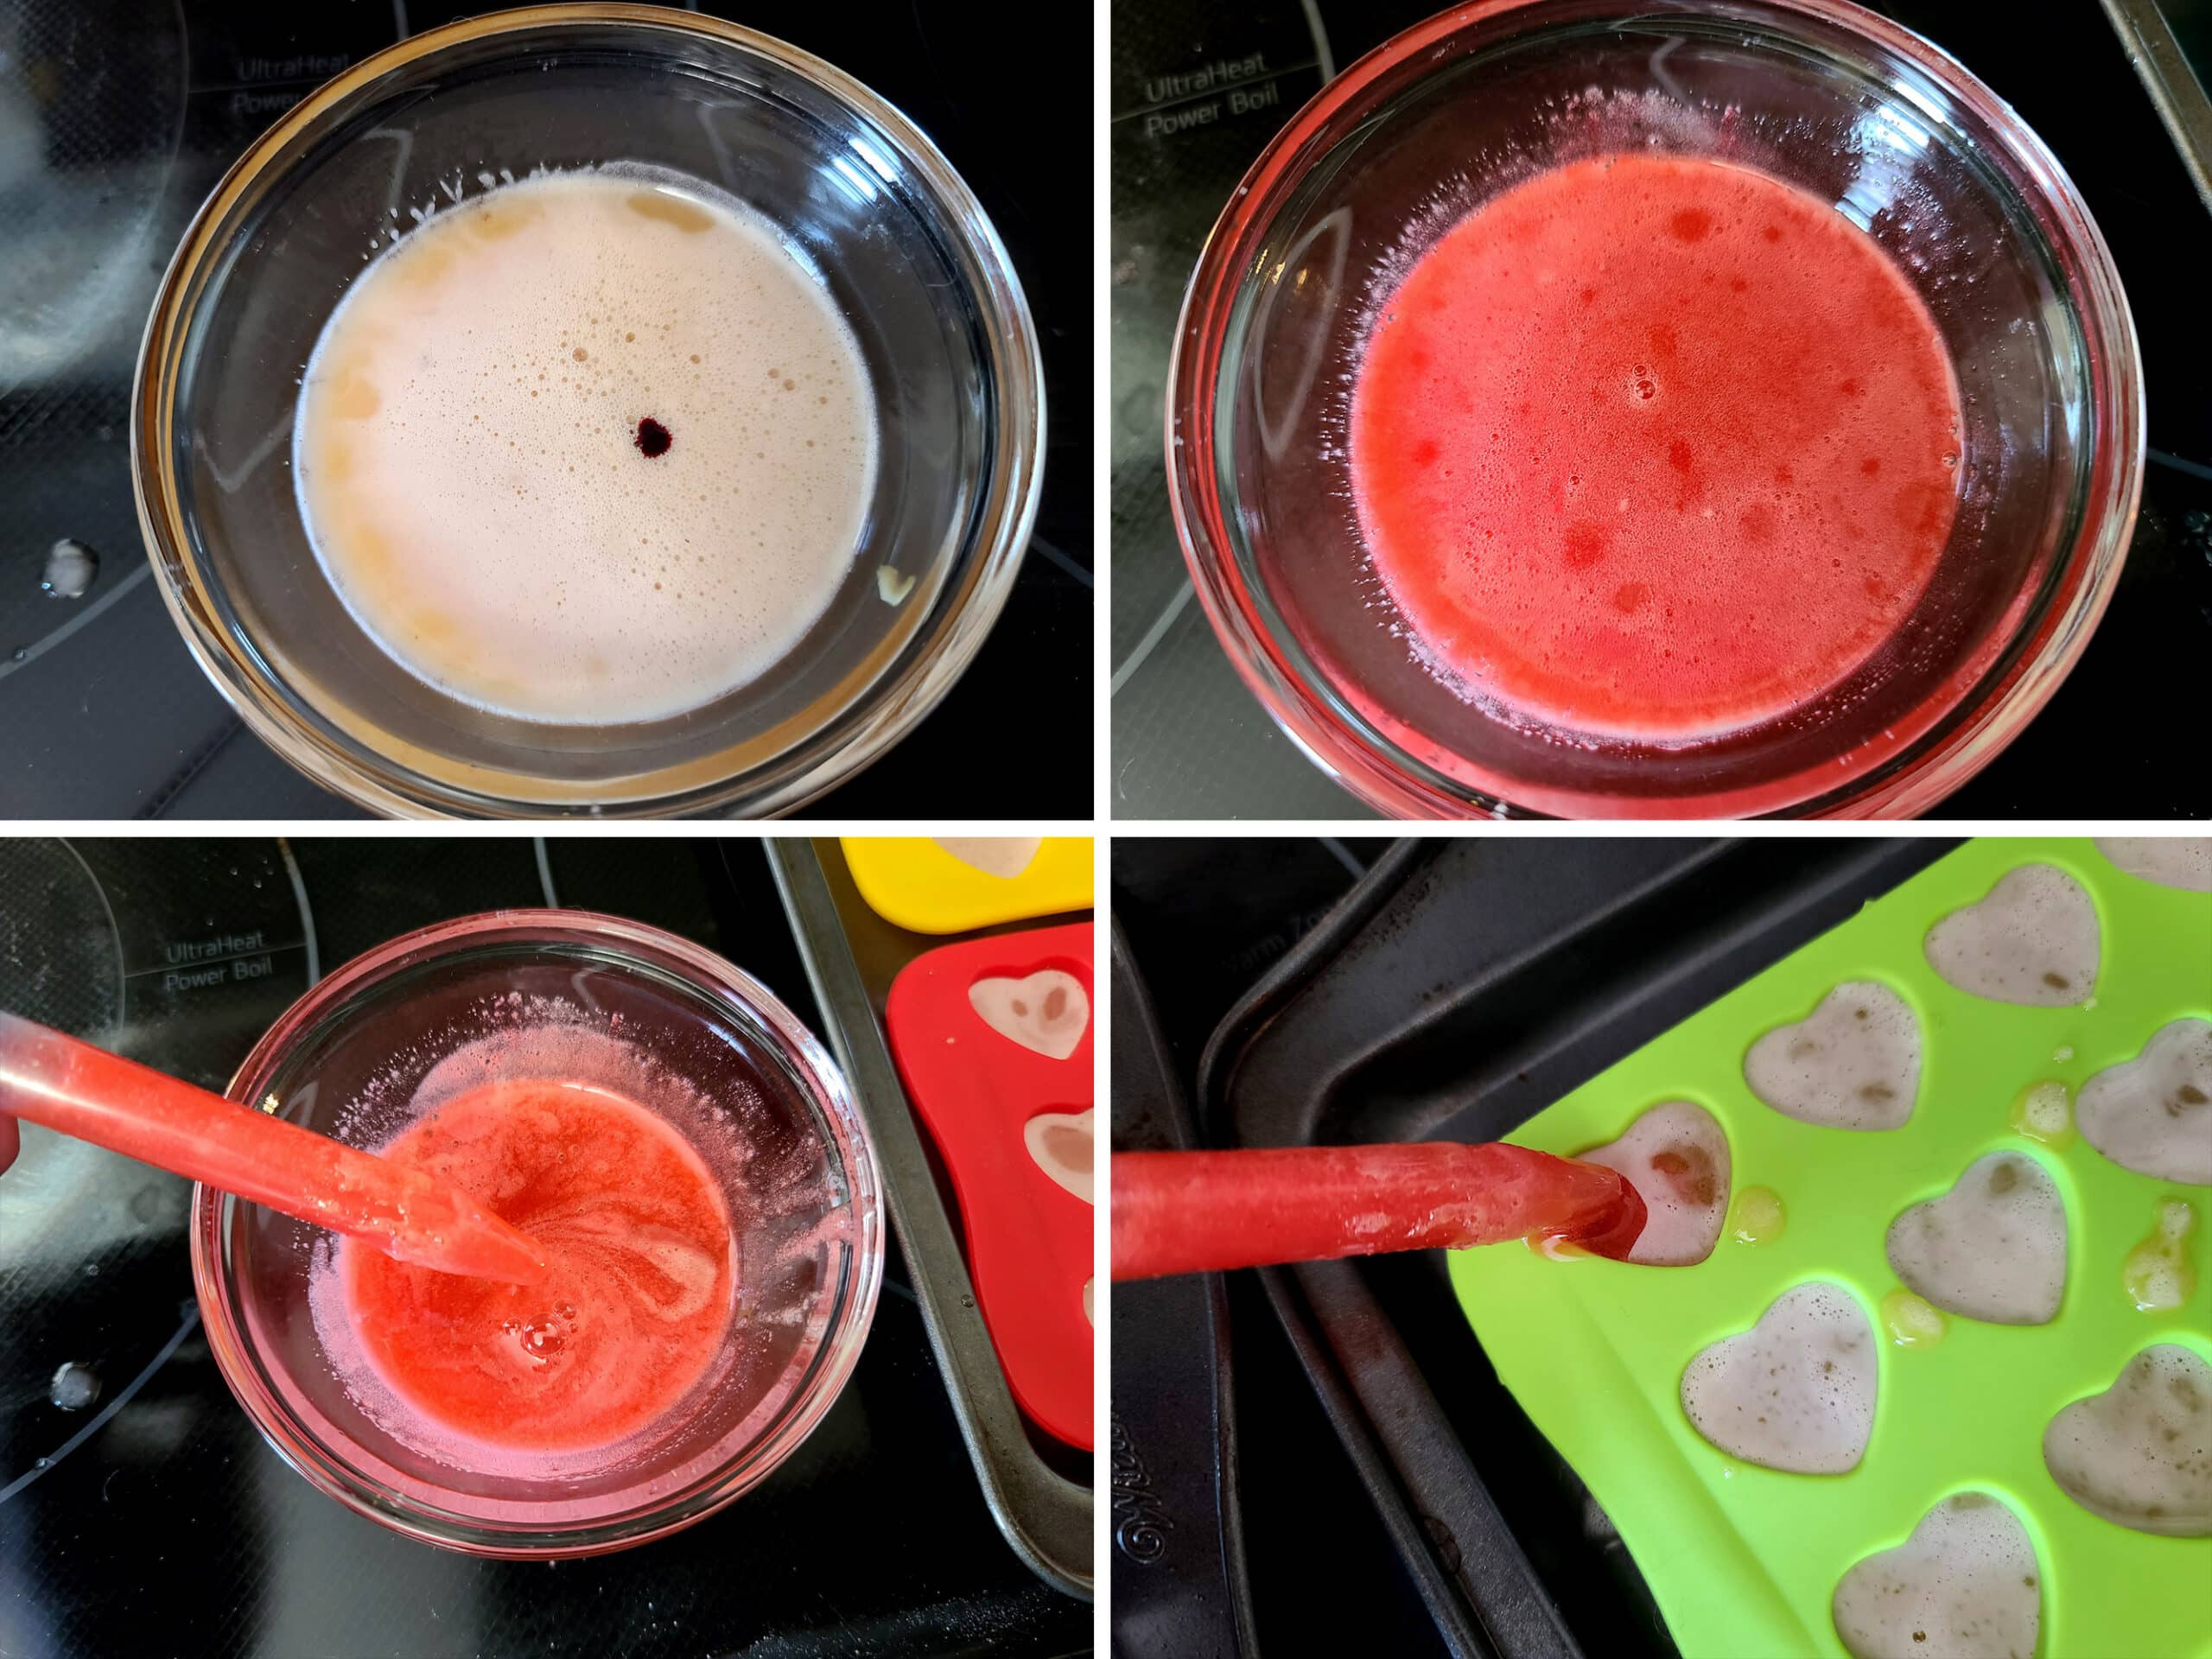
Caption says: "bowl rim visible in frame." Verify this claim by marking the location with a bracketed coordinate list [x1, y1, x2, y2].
[188, 906, 886, 1557]
[134, 3, 1045, 820]
[1166, 0, 2145, 820]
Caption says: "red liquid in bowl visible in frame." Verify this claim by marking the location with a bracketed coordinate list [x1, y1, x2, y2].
[1350, 153, 1963, 741]
[339, 1077, 734, 1452]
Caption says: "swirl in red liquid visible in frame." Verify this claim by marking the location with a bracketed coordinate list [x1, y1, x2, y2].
[340, 1078, 734, 1452]
[1351, 154, 1963, 740]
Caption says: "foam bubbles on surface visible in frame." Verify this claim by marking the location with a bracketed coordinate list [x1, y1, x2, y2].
[1923, 866, 2099, 1007]
[1885, 1152, 2067, 1325]
[1347, 151, 1961, 741]
[2043, 1344, 2212, 1536]
[1578, 1100, 1730, 1265]
[1831, 1492, 2040, 1659]
[1681, 1281, 1876, 1474]
[1743, 982, 1919, 1130]
[2095, 836, 2212, 893]
[2075, 1019, 2212, 1185]
[295, 168, 878, 724]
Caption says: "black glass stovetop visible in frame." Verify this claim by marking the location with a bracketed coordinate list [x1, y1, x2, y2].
[0, 0, 1091, 819]
[0, 838, 1090, 1658]
[1109, 0, 2212, 821]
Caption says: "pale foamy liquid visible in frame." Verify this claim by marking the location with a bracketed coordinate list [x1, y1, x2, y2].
[969, 970, 1090, 1062]
[1579, 1100, 1730, 1266]
[2043, 1344, 2212, 1536]
[2096, 836, 2212, 893]
[1681, 1281, 1876, 1474]
[2076, 1018, 2212, 1185]
[1744, 982, 1920, 1132]
[1831, 1492, 2041, 1659]
[295, 170, 878, 724]
[1885, 1151, 2068, 1325]
[1923, 865, 2100, 1007]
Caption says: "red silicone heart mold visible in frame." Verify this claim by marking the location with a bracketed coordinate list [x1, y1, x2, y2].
[886, 921, 1093, 1449]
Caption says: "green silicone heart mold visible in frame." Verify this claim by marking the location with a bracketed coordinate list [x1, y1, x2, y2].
[1447, 837, 2212, 1659]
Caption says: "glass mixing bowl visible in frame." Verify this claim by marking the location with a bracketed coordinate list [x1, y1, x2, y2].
[135, 5, 1042, 817]
[1169, 0, 2141, 818]
[190, 911, 883, 1556]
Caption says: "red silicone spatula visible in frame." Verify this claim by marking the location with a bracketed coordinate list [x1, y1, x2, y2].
[0, 1011, 546, 1285]
[1110, 1142, 1646, 1280]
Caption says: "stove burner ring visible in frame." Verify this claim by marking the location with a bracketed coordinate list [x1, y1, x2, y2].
[0, 839, 124, 1043]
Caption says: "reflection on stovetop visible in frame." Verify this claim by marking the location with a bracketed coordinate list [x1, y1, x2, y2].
[0, 838, 1085, 1658]
[1109, 0, 2212, 821]
[0, 2, 1091, 819]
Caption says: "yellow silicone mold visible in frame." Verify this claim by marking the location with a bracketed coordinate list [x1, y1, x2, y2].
[841, 836, 1091, 934]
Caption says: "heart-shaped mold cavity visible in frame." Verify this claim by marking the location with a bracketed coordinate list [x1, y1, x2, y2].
[1744, 982, 1919, 1130]
[969, 969, 1090, 1061]
[1579, 1100, 1730, 1266]
[2043, 1344, 2212, 1536]
[1885, 1151, 2067, 1325]
[1923, 865, 2098, 1007]
[931, 836, 1042, 879]
[1024, 1108, 1093, 1205]
[1681, 1282, 1876, 1474]
[2075, 1019, 2212, 1185]
[2096, 836, 2212, 893]
[1830, 1491, 2041, 1659]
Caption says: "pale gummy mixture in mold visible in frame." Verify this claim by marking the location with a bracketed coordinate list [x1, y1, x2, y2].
[1742, 981, 1920, 1131]
[1023, 1108, 1094, 1205]
[962, 960, 1091, 1324]
[1885, 1151, 2067, 1325]
[932, 836, 1041, 879]
[969, 969, 1089, 1062]
[2042, 1344, 2212, 1537]
[1922, 865, 2100, 1007]
[1578, 1099, 1730, 1266]
[2095, 836, 2212, 893]
[295, 169, 878, 725]
[1649, 849, 2209, 1649]
[1831, 1492, 2041, 1659]
[2075, 1018, 2212, 1185]
[1680, 1281, 1876, 1475]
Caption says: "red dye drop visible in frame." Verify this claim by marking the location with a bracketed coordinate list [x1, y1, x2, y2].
[635, 417, 672, 458]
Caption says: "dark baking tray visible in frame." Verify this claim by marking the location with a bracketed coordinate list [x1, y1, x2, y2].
[1108, 917, 1255, 1658]
[768, 838, 1093, 1599]
[1192, 836, 1961, 1658]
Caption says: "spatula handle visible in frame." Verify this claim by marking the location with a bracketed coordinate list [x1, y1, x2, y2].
[1110, 1141, 1644, 1280]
